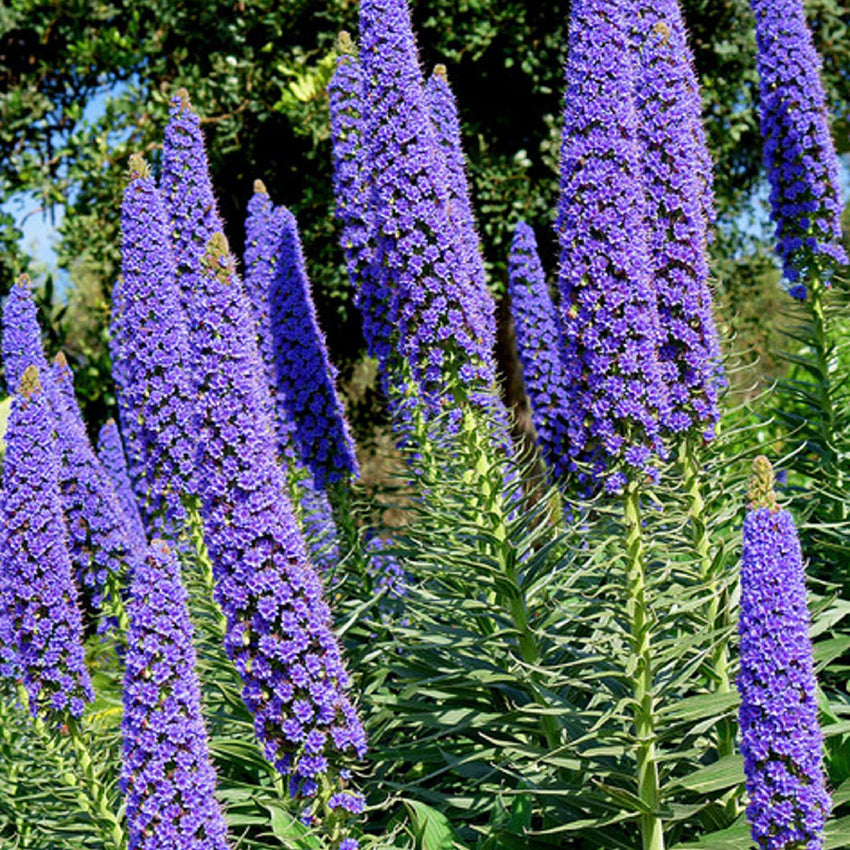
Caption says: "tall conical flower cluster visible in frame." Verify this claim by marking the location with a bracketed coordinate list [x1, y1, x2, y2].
[191, 232, 365, 802]
[2, 273, 50, 394]
[633, 0, 724, 438]
[506, 222, 571, 480]
[738, 457, 831, 847]
[113, 153, 196, 530]
[122, 539, 229, 849]
[750, 0, 847, 295]
[556, 0, 667, 493]
[0, 367, 93, 719]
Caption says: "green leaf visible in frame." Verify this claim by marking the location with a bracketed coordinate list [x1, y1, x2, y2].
[403, 799, 466, 850]
[667, 755, 744, 796]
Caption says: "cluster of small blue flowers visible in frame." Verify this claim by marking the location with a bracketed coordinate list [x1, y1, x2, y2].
[633, 0, 724, 439]
[121, 539, 229, 849]
[0, 367, 93, 718]
[506, 222, 572, 480]
[358, 0, 498, 417]
[2, 273, 51, 394]
[364, 535, 407, 622]
[113, 154, 196, 530]
[328, 36, 395, 377]
[738, 457, 831, 847]
[191, 232, 366, 801]
[750, 0, 848, 296]
[97, 420, 149, 562]
[556, 0, 668, 493]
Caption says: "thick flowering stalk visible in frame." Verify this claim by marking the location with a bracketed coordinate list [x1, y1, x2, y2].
[268, 205, 359, 488]
[51, 353, 131, 610]
[192, 232, 365, 827]
[506, 221, 571, 481]
[738, 457, 831, 848]
[425, 65, 496, 353]
[633, 0, 724, 440]
[97, 420, 148, 561]
[114, 153, 196, 529]
[556, 0, 668, 494]
[122, 539, 230, 850]
[0, 367, 93, 719]
[2, 273, 51, 394]
[328, 35, 395, 376]
[359, 0, 499, 417]
[750, 0, 847, 296]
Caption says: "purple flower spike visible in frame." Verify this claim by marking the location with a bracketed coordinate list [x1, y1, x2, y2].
[328, 36, 395, 376]
[122, 539, 230, 850]
[268, 205, 359, 488]
[633, 0, 725, 439]
[0, 366, 93, 719]
[359, 0, 498, 414]
[556, 0, 668, 493]
[52, 353, 131, 610]
[2, 273, 51, 395]
[426, 65, 496, 353]
[97, 419, 148, 561]
[738, 457, 831, 848]
[750, 0, 847, 294]
[192, 231, 365, 799]
[506, 222, 571, 481]
[114, 153, 196, 529]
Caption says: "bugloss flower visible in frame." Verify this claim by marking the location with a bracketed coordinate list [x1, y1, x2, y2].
[0, 367, 93, 718]
[97, 419, 148, 561]
[507, 221, 571, 481]
[52, 353, 131, 610]
[328, 36, 395, 376]
[191, 232, 365, 799]
[750, 0, 848, 296]
[122, 539, 229, 850]
[114, 153, 196, 529]
[2, 273, 50, 394]
[633, 0, 724, 438]
[738, 457, 831, 848]
[556, 0, 668, 493]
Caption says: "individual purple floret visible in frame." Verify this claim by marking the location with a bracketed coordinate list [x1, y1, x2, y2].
[0, 367, 93, 719]
[121, 539, 230, 850]
[359, 0, 498, 416]
[161, 88, 226, 317]
[268, 204, 359, 488]
[506, 222, 572, 481]
[2, 273, 51, 394]
[191, 231, 365, 804]
[425, 65, 496, 354]
[97, 419, 148, 561]
[52, 353, 131, 610]
[328, 36, 395, 376]
[750, 0, 848, 296]
[113, 153, 196, 529]
[738, 456, 831, 848]
[556, 0, 668, 493]
[633, 0, 724, 439]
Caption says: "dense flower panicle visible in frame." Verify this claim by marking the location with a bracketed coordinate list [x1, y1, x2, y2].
[295, 474, 342, 575]
[738, 457, 831, 847]
[97, 419, 148, 561]
[191, 231, 365, 798]
[364, 534, 407, 622]
[114, 154, 196, 529]
[0, 367, 93, 718]
[161, 88, 226, 317]
[2, 273, 51, 394]
[750, 0, 847, 295]
[122, 539, 229, 850]
[507, 222, 572, 480]
[425, 65, 496, 353]
[359, 0, 498, 414]
[268, 205, 359, 488]
[328, 40, 395, 374]
[556, 0, 668, 493]
[51, 353, 131, 609]
[633, 0, 724, 438]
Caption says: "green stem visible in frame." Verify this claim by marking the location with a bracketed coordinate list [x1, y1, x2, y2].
[623, 484, 664, 850]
